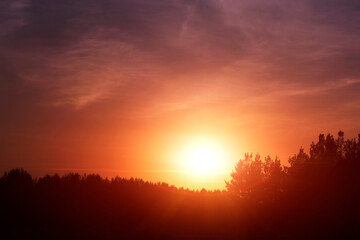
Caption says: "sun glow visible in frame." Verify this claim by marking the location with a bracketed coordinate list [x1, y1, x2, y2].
[175, 136, 230, 175]
[187, 145, 221, 174]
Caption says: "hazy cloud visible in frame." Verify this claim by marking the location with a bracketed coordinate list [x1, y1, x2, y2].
[1, 0, 359, 111]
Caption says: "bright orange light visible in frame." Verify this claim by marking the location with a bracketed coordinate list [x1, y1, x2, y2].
[174, 136, 230, 176]
[186, 145, 221, 174]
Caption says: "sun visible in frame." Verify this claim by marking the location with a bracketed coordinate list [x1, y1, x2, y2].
[175, 137, 229, 175]
[187, 145, 221, 174]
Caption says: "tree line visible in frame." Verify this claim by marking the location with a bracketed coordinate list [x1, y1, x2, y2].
[1, 131, 360, 239]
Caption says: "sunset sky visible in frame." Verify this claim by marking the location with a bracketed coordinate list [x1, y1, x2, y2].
[1, 0, 360, 189]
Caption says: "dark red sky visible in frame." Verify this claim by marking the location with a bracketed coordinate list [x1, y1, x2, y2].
[1, 0, 360, 189]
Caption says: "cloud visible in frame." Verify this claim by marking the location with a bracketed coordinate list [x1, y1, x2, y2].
[0, 0, 359, 112]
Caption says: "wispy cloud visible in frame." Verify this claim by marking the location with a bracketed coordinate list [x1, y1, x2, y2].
[1, 0, 359, 110]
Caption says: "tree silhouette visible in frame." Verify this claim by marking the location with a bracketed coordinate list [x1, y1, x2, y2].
[225, 153, 284, 201]
[1, 131, 360, 239]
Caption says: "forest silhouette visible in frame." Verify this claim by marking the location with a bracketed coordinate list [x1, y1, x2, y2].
[1, 131, 360, 239]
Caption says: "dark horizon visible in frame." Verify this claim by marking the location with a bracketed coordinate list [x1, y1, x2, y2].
[2, 130, 360, 239]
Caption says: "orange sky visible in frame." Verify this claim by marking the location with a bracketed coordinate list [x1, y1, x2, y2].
[1, 0, 360, 189]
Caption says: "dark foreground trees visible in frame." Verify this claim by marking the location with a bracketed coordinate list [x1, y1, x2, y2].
[1, 131, 360, 239]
